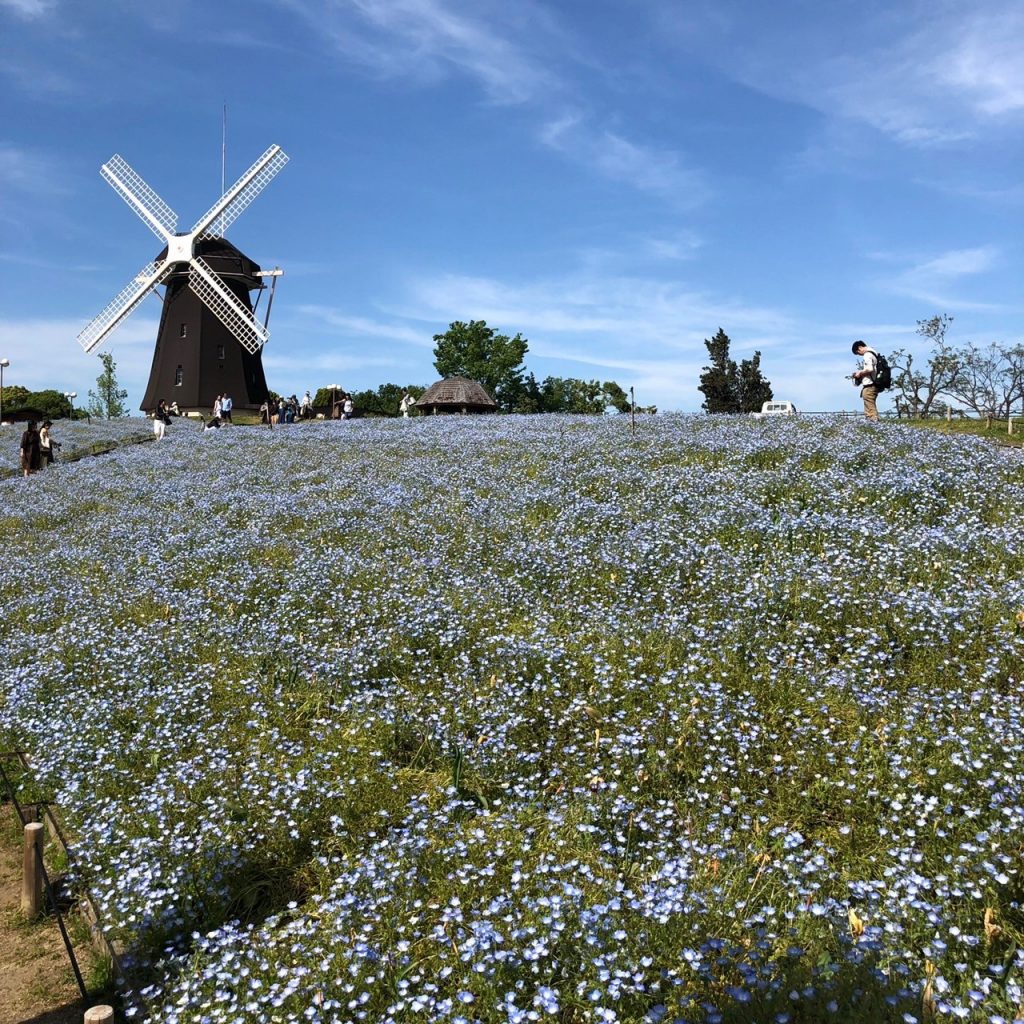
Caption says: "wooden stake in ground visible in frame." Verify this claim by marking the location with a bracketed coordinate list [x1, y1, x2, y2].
[21, 821, 43, 918]
[84, 1007, 114, 1023]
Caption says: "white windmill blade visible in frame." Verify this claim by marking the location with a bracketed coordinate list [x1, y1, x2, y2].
[100, 155, 178, 242]
[77, 259, 172, 353]
[191, 144, 289, 240]
[188, 256, 269, 354]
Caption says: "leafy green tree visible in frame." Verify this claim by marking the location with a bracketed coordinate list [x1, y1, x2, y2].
[1, 384, 31, 411]
[87, 352, 128, 419]
[351, 383, 426, 417]
[539, 377, 606, 414]
[313, 386, 344, 409]
[736, 351, 773, 413]
[27, 389, 75, 420]
[698, 328, 739, 413]
[433, 320, 528, 411]
[505, 375, 633, 414]
[507, 373, 543, 414]
[602, 381, 632, 414]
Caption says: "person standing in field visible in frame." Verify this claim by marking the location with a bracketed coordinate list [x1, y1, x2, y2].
[39, 420, 59, 467]
[221, 393, 233, 423]
[399, 392, 414, 418]
[212, 394, 223, 421]
[851, 340, 880, 422]
[20, 420, 41, 477]
[153, 399, 170, 440]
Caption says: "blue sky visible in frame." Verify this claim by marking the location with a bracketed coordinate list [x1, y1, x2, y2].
[1, 0, 1022, 413]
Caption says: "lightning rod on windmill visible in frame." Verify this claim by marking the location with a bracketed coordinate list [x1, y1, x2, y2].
[221, 104, 227, 239]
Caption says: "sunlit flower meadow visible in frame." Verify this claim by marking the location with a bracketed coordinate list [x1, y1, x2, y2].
[2, 414, 1024, 1023]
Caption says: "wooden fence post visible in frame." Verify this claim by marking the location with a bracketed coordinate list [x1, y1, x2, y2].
[21, 821, 44, 917]
[84, 1007, 115, 1023]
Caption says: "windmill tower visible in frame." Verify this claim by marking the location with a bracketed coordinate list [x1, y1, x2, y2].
[78, 144, 289, 412]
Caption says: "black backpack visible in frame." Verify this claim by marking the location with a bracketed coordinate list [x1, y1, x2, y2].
[873, 352, 892, 392]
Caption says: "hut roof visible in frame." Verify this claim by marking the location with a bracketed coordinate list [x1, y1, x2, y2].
[415, 377, 496, 409]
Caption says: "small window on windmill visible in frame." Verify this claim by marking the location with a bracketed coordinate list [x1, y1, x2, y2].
[217, 344, 225, 361]
[175, 365, 183, 387]
[179, 323, 187, 338]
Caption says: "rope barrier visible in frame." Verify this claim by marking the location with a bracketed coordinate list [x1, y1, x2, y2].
[0, 751, 89, 1000]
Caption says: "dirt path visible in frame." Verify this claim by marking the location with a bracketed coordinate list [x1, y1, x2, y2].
[0, 805, 95, 1024]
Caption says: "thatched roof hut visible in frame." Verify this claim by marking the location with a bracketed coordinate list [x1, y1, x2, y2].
[415, 377, 497, 415]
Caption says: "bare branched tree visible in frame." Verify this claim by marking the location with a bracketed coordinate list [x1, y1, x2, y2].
[889, 315, 960, 418]
[948, 342, 1024, 420]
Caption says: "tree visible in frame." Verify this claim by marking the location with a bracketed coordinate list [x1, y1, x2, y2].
[698, 330, 772, 414]
[87, 352, 129, 419]
[601, 381, 632, 414]
[313, 386, 343, 409]
[433, 320, 528, 411]
[28, 390, 74, 420]
[736, 351, 773, 413]
[697, 329, 737, 412]
[351, 383, 426, 417]
[1, 385, 31, 410]
[890, 315, 960, 418]
[947, 341, 1024, 420]
[511, 376, 633, 415]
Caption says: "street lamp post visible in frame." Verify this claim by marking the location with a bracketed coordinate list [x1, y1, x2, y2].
[0, 358, 9, 424]
[65, 391, 77, 420]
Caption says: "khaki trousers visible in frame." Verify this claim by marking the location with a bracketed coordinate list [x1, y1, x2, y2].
[861, 385, 879, 422]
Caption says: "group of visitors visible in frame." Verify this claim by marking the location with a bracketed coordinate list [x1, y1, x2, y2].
[19, 420, 60, 477]
[212, 394, 233, 423]
[260, 393, 312, 427]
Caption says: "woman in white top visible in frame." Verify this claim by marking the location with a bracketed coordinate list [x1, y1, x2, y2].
[39, 420, 56, 466]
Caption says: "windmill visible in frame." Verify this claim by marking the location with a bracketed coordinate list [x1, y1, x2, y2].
[78, 144, 289, 412]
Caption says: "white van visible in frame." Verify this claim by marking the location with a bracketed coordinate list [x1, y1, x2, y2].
[751, 400, 798, 418]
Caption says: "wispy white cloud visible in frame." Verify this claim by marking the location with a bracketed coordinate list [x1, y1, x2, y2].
[935, 7, 1024, 117]
[280, 0, 557, 104]
[383, 268, 801, 408]
[263, 351, 400, 374]
[0, 142, 67, 195]
[871, 245, 1007, 311]
[913, 177, 1024, 205]
[657, 1, 1024, 147]
[540, 113, 709, 206]
[0, 315, 158, 404]
[294, 305, 433, 347]
[0, 0, 56, 18]
[403, 270, 793, 344]
[280, 0, 706, 206]
[0, 251, 102, 273]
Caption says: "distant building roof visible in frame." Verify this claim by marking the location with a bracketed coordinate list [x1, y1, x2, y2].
[415, 377, 497, 414]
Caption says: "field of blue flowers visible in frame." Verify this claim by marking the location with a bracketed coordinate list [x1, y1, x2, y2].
[2, 413, 1024, 1024]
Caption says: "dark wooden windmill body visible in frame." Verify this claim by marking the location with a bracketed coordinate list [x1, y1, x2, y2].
[140, 238, 269, 411]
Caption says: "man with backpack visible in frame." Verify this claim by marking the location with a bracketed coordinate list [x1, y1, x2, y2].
[850, 340, 890, 422]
